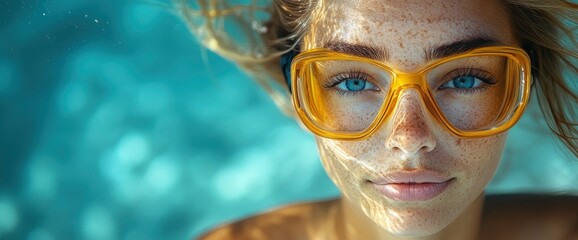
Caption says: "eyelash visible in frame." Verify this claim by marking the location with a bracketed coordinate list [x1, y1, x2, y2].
[323, 70, 368, 87]
[322, 70, 377, 95]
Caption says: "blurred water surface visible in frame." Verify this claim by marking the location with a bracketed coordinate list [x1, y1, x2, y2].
[0, 0, 577, 240]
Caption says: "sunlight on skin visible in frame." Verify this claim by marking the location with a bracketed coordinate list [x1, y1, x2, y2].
[323, 139, 375, 180]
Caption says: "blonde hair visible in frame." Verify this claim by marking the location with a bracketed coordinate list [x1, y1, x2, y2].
[176, 0, 578, 158]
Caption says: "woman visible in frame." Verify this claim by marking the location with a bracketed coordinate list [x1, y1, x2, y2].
[179, 0, 578, 239]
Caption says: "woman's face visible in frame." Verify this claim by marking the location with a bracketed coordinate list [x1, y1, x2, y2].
[302, 0, 516, 236]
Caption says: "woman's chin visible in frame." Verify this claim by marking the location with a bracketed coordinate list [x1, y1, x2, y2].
[383, 219, 451, 237]
[382, 223, 448, 238]
[361, 204, 458, 238]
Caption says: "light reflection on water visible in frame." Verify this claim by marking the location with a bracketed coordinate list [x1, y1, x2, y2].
[0, 0, 576, 240]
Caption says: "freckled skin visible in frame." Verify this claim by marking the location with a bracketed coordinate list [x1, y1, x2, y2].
[303, 0, 516, 238]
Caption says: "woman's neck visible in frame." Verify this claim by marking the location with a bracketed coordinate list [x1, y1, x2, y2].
[334, 194, 485, 240]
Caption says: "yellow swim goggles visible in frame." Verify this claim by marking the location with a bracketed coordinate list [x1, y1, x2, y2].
[285, 46, 532, 140]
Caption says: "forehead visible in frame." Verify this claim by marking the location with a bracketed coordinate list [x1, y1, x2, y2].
[303, 0, 516, 64]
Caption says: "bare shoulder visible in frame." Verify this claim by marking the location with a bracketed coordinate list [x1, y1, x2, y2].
[197, 199, 340, 240]
[481, 194, 578, 240]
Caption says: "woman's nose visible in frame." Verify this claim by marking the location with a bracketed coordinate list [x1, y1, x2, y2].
[384, 89, 437, 156]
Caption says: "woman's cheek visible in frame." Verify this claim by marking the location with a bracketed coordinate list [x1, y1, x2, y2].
[316, 138, 359, 198]
[451, 134, 506, 186]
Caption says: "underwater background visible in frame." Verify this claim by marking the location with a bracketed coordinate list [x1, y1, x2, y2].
[0, 0, 577, 239]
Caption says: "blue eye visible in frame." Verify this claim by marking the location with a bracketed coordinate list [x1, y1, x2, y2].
[323, 72, 380, 95]
[439, 68, 497, 91]
[336, 79, 374, 91]
[442, 75, 483, 89]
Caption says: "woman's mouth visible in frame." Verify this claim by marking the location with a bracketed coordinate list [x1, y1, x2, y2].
[370, 170, 455, 202]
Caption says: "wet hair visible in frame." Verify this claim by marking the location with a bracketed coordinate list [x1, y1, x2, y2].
[176, 0, 578, 158]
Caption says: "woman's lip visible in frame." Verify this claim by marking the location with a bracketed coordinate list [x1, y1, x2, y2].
[370, 170, 450, 184]
[369, 170, 454, 201]
[371, 178, 454, 202]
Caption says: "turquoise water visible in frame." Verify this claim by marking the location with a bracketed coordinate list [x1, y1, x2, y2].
[0, 1, 576, 239]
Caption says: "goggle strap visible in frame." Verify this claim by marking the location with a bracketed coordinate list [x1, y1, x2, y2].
[280, 49, 299, 93]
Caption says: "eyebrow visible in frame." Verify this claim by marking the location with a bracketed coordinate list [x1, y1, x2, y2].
[323, 37, 502, 62]
[424, 37, 501, 61]
[323, 41, 388, 61]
